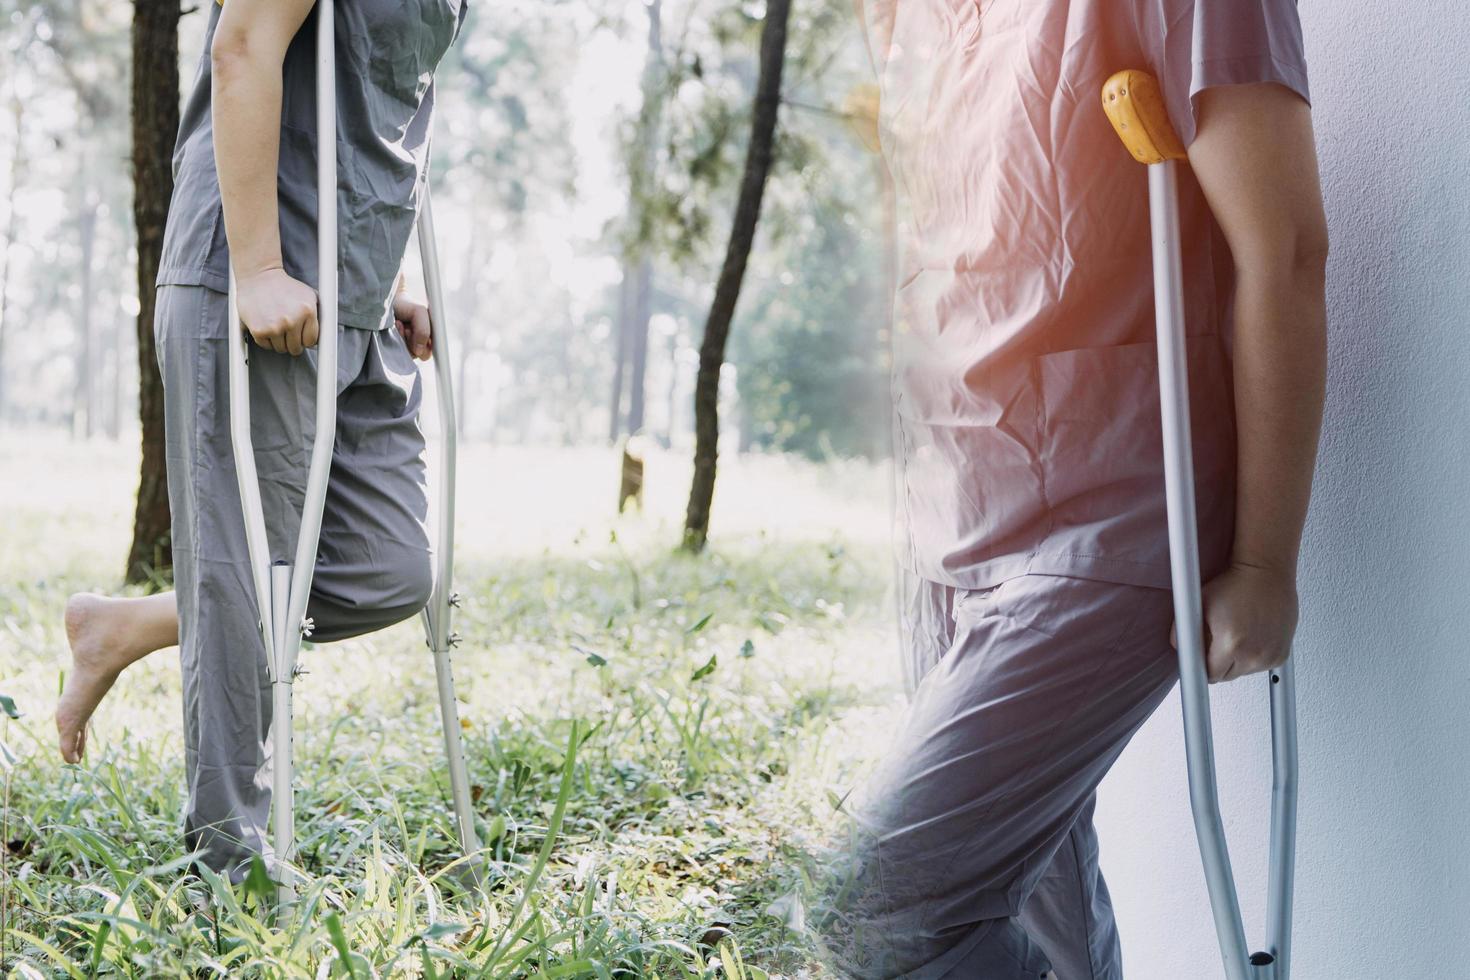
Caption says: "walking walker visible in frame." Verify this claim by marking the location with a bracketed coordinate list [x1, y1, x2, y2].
[226, 0, 480, 911]
[1101, 70, 1300, 980]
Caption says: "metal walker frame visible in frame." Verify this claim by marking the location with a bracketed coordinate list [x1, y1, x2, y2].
[1102, 69, 1300, 980]
[225, 0, 480, 911]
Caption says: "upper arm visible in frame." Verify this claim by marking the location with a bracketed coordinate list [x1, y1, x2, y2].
[1136, 0, 1325, 273]
[1186, 82, 1329, 276]
[212, 0, 317, 66]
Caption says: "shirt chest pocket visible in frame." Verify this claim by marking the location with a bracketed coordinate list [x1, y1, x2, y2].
[1033, 334, 1236, 529]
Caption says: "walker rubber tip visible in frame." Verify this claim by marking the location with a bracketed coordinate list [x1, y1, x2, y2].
[1100, 69, 1186, 164]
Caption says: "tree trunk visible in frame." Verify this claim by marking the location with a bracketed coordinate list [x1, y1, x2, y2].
[125, 0, 180, 587]
[612, 0, 664, 444]
[624, 0, 661, 438]
[681, 0, 790, 552]
[451, 216, 479, 438]
[663, 326, 678, 448]
[107, 314, 123, 440]
[74, 196, 97, 439]
[626, 256, 652, 433]
[0, 98, 23, 422]
[608, 270, 629, 443]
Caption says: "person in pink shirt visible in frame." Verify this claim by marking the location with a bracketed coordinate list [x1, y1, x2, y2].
[817, 0, 1328, 975]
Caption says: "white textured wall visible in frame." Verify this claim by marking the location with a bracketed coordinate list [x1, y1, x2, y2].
[1096, 2, 1470, 976]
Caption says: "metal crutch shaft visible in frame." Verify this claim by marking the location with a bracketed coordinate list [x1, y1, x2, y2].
[416, 186, 483, 884]
[226, 0, 339, 913]
[1101, 69, 1299, 980]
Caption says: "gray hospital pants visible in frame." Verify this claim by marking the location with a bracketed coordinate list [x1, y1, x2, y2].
[819, 569, 1180, 979]
[154, 283, 434, 882]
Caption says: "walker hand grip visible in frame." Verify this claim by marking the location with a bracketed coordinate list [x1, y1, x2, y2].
[1102, 69, 1298, 980]
[1101, 69, 1186, 164]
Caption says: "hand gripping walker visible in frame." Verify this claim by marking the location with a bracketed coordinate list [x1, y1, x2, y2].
[1101, 71, 1300, 979]
[226, 0, 480, 910]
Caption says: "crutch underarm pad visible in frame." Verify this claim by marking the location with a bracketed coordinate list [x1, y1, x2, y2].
[1101, 69, 1185, 164]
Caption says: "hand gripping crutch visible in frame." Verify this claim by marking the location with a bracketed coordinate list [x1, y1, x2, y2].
[225, 0, 339, 912]
[1101, 70, 1299, 980]
[226, 0, 480, 911]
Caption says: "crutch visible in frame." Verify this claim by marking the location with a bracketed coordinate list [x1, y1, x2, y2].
[1100, 70, 1299, 980]
[226, 0, 479, 911]
[415, 161, 483, 889]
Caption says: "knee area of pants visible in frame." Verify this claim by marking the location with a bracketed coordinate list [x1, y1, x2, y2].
[388, 547, 435, 612]
[358, 544, 435, 613]
[316, 555, 433, 639]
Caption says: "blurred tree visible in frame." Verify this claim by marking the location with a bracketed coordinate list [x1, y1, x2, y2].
[411, 0, 884, 457]
[683, 0, 791, 552]
[729, 80, 889, 459]
[730, 186, 885, 459]
[0, 0, 883, 470]
[125, 0, 180, 586]
[0, 96, 22, 421]
[609, 271, 629, 441]
[73, 177, 99, 438]
[31, 0, 131, 441]
[435, 11, 578, 222]
[598, 0, 883, 541]
[609, 0, 663, 443]
[425, 2, 580, 441]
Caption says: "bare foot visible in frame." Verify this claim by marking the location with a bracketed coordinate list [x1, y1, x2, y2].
[56, 594, 134, 763]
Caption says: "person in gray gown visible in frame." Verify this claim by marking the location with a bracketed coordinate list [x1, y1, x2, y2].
[56, 0, 469, 884]
[814, 0, 1328, 975]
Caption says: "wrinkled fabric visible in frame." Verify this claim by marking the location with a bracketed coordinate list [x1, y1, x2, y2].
[815, 571, 1182, 978]
[814, 3, 1314, 975]
[157, 0, 468, 330]
[155, 284, 434, 881]
[864, 0, 1311, 591]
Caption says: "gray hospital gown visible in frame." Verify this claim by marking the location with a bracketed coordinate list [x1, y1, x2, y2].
[152, 0, 467, 880]
[817, 0, 1310, 976]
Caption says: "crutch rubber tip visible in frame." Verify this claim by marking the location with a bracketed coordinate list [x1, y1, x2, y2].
[1100, 69, 1186, 164]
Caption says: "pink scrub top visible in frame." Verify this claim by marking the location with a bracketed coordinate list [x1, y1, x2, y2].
[866, 0, 1311, 590]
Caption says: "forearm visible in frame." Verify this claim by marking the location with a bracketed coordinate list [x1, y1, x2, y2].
[1229, 259, 1327, 577]
[209, 1, 312, 278]
[211, 47, 286, 277]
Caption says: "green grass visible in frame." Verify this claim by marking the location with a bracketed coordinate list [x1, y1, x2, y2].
[0, 436, 903, 978]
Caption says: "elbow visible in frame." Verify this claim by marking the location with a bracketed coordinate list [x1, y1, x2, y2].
[1236, 220, 1330, 286]
[1291, 220, 1330, 281]
[209, 40, 249, 85]
[209, 27, 243, 74]
[209, 24, 277, 80]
